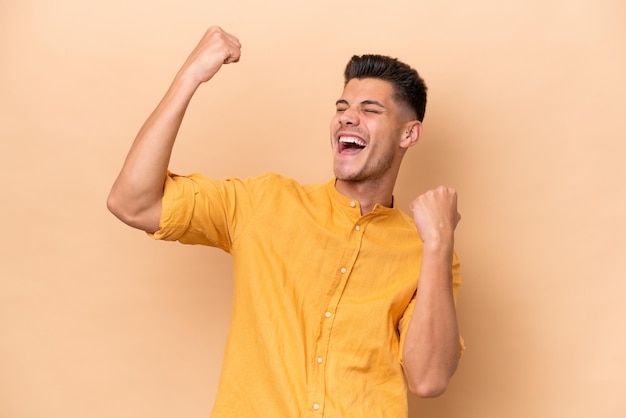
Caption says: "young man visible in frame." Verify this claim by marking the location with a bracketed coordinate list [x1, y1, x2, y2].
[108, 26, 463, 417]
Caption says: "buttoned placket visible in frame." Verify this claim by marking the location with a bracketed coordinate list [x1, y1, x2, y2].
[307, 200, 371, 415]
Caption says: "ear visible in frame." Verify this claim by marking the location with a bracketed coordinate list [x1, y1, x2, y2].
[400, 121, 422, 149]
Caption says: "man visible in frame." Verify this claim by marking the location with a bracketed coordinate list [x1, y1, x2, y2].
[108, 26, 463, 417]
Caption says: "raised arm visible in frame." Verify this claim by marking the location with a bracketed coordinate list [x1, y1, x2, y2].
[402, 186, 462, 398]
[107, 26, 241, 233]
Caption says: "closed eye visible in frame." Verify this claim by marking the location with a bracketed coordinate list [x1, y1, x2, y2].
[335, 99, 348, 111]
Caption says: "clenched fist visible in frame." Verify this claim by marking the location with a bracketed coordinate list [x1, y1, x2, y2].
[179, 26, 242, 84]
[409, 186, 461, 247]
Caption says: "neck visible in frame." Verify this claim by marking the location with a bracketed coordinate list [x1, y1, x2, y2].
[335, 177, 396, 215]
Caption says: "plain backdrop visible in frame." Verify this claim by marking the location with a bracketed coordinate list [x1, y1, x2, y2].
[1, 0, 625, 417]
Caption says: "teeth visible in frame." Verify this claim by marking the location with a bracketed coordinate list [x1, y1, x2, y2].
[339, 136, 366, 147]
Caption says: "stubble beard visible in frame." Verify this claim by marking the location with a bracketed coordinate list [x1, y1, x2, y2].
[335, 151, 395, 184]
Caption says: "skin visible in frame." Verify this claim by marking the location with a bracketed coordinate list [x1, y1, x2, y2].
[404, 186, 461, 397]
[107, 26, 461, 398]
[330, 77, 420, 214]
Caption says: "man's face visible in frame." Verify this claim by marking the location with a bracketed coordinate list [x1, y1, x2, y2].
[330, 78, 412, 183]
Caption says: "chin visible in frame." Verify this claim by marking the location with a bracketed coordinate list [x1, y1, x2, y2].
[333, 168, 352, 181]
[333, 164, 362, 181]
[335, 172, 365, 182]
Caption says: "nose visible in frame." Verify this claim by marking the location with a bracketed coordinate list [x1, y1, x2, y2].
[339, 106, 359, 126]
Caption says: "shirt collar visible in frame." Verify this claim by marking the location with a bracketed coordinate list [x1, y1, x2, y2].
[326, 179, 397, 217]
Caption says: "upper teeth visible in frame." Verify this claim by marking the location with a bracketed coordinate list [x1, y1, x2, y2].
[339, 136, 366, 147]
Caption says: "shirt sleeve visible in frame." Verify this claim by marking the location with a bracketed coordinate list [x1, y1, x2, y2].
[397, 251, 465, 364]
[147, 172, 257, 252]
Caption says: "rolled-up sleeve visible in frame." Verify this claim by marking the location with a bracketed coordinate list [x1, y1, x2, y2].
[147, 172, 256, 251]
[148, 172, 198, 242]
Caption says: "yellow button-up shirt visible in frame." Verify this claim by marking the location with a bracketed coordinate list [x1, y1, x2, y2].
[151, 172, 462, 418]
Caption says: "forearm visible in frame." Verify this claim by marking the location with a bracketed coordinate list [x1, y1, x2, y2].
[107, 27, 242, 233]
[402, 242, 460, 398]
[107, 73, 201, 232]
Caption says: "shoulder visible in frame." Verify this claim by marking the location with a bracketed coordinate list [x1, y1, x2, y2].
[238, 172, 305, 195]
[243, 173, 328, 197]
[394, 208, 419, 232]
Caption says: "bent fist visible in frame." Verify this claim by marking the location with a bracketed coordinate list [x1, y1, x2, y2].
[181, 26, 242, 84]
[409, 186, 461, 246]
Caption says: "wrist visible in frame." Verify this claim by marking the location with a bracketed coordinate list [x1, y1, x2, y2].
[421, 237, 454, 258]
[173, 69, 204, 90]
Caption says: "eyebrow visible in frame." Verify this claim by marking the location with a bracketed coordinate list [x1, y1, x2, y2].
[335, 99, 386, 108]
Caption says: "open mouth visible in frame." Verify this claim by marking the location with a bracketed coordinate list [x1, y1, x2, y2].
[338, 136, 367, 154]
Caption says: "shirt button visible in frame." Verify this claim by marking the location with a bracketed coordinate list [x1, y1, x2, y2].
[325, 311, 332, 318]
[317, 357, 323, 363]
[313, 403, 320, 410]
[340, 267, 347, 274]
[349, 201, 356, 207]
[355, 225, 361, 231]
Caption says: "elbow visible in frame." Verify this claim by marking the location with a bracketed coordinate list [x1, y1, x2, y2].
[405, 362, 457, 399]
[106, 188, 129, 221]
[106, 189, 160, 233]
[407, 378, 450, 398]
[403, 342, 460, 398]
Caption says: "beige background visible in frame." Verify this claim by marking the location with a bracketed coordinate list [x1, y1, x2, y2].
[1, 0, 625, 417]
